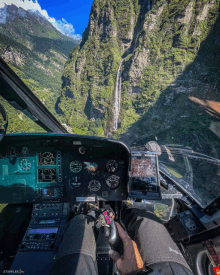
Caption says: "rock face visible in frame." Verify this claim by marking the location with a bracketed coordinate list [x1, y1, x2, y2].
[1, 46, 24, 66]
[59, 0, 220, 138]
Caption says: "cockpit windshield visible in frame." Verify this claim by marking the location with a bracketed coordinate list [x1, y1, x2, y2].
[130, 129, 220, 208]
[0, 95, 45, 133]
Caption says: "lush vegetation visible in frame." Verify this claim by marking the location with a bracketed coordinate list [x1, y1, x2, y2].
[58, 0, 143, 136]
[2, 1, 220, 140]
[58, 0, 220, 139]
[119, 0, 220, 144]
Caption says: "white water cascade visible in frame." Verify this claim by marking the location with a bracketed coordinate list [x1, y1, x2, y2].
[112, 1, 151, 132]
[132, 31, 141, 53]
[113, 60, 123, 131]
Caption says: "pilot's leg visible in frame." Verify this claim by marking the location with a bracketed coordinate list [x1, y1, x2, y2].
[121, 208, 193, 274]
[49, 214, 98, 275]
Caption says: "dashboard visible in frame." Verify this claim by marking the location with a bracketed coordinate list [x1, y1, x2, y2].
[0, 134, 130, 203]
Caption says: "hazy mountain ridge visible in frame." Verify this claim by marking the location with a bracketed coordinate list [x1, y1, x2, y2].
[58, 0, 220, 140]
[0, 1, 81, 41]
[0, 4, 76, 133]
[0, 4, 76, 42]
[0, 4, 76, 121]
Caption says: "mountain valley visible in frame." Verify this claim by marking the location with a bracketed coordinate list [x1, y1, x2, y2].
[1, 0, 220, 147]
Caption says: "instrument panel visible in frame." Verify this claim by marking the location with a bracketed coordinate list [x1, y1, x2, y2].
[0, 134, 130, 203]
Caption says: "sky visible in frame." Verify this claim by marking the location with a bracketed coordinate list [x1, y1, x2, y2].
[38, 0, 93, 35]
[0, 0, 94, 39]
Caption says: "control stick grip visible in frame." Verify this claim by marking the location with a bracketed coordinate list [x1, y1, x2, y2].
[109, 220, 123, 256]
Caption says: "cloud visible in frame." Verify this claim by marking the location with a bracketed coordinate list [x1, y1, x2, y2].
[52, 18, 82, 40]
[0, 0, 81, 40]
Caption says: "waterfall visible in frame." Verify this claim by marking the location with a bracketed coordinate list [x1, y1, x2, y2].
[112, 1, 151, 132]
[113, 60, 123, 131]
[133, 31, 141, 53]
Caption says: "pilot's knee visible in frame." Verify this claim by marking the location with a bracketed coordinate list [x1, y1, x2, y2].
[73, 214, 88, 220]
[68, 214, 95, 229]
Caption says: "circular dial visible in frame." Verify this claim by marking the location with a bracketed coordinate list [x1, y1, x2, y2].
[106, 175, 120, 189]
[70, 160, 82, 173]
[19, 158, 31, 170]
[106, 160, 118, 173]
[22, 146, 29, 155]
[88, 180, 101, 192]
[79, 146, 86, 154]
[184, 218, 197, 231]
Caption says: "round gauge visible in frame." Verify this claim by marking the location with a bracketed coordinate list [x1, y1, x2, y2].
[106, 160, 118, 173]
[88, 180, 101, 192]
[19, 158, 31, 170]
[22, 146, 29, 155]
[106, 175, 120, 189]
[79, 146, 86, 154]
[70, 160, 82, 173]
[184, 218, 197, 231]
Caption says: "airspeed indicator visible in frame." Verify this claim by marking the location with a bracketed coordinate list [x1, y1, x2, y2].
[70, 160, 82, 173]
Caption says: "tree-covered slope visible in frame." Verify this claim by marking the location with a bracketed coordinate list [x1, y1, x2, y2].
[57, 0, 145, 136]
[120, 0, 220, 145]
[58, 0, 220, 140]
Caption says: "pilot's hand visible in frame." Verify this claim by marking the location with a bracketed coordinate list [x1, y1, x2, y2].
[109, 222, 144, 275]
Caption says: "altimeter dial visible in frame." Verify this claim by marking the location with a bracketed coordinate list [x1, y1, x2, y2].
[19, 158, 31, 170]
[106, 175, 120, 189]
[88, 180, 101, 192]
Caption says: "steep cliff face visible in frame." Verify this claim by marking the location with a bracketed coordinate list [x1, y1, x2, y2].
[58, 0, 150, 135]
[59, 0, 220, 138]
[120, 0, 220, 145]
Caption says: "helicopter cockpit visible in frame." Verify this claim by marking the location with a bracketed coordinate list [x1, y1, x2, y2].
[0, 58, 220, 275]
